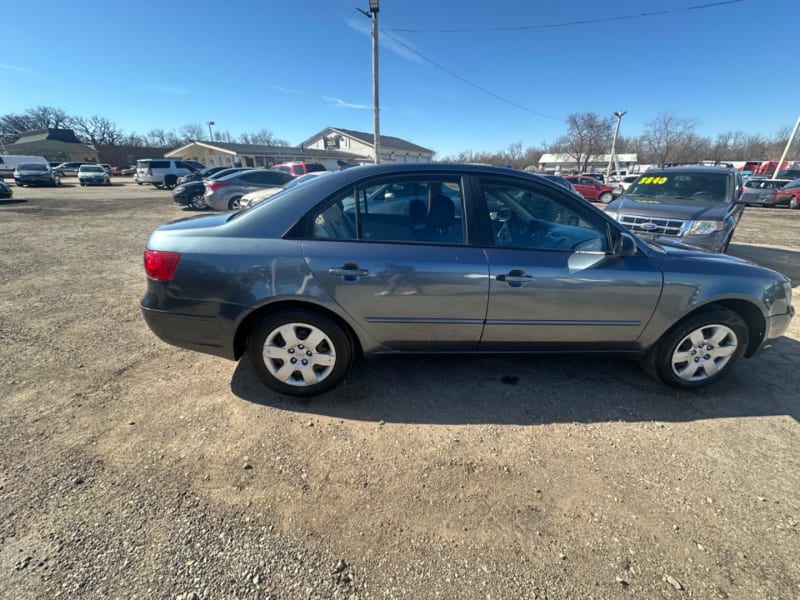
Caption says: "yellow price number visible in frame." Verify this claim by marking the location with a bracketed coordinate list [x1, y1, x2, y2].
[639, 176, 668, 185]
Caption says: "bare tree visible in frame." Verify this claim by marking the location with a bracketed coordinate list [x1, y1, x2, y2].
[239, 128, 289, 146]
[71, 115, 124, 145]
[553, 112, 613, 172]
[26, 106, 71, 129]
[0, 113, 35, 144]
[179, 123, 205, 142]
[640, 112, 697, 165]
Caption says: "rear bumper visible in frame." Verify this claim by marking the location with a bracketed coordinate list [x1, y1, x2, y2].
[140, 304, 236, 360]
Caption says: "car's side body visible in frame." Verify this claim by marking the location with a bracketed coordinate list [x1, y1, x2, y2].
[564, 175, 617, 203]
[141, 164, 793, 395]
[772, 178, 800, 209]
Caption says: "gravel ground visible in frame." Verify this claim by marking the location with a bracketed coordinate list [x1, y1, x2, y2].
[1, 180, 798, 599]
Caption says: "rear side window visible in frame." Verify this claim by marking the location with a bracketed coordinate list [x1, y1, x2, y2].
[310, 177, 466, 245]
[149, 160, 170, 169]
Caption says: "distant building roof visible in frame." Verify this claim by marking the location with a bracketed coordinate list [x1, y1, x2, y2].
[165, 141, 362, 161]
[301, 127, 434, 155]
[14, 128, 83, 144]
[539, 153, 638, 164]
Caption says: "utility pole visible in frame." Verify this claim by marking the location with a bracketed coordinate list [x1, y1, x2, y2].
[605, 111, 627, 181]
[358, 1, 381, 164]
[207, 121, 215, 141]
[774, 115, 800, 177]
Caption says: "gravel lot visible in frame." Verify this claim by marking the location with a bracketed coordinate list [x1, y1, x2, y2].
[1, 179, 798, 599]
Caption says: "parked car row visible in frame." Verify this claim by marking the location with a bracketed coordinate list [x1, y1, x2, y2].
[169, 162, 333, 211]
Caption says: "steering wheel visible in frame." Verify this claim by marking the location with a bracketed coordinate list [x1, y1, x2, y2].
[497, 215, 549, 246]
[692, 191, 714, 198]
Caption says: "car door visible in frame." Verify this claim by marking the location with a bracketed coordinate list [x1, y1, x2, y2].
[474, 175, 663, 349]
[301, 173, 489, 350]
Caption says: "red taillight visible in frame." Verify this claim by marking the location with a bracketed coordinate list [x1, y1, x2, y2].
[144, 250, 181, 281]
[205, 181, 228, 191]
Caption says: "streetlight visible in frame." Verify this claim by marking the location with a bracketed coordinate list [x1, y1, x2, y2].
[605, 111, 627, 181]
[357, 0, 380, 164]
[207, 121, 215, 141]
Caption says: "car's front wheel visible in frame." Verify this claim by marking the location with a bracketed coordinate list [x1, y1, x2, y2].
[246, 310, 353, 397]
[790, 196, 799, 210]
[643, 307, 748, 389]
[228, 196, 243, 210]
[598, 191, 613, 203]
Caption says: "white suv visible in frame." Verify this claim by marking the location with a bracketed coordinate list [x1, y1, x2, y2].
[135, 159, 204, 189]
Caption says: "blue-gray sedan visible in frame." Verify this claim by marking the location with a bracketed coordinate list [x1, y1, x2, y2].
[141, 163, 794, 397]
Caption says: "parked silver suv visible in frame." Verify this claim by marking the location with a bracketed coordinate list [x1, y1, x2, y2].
[135, 159, 204, 189]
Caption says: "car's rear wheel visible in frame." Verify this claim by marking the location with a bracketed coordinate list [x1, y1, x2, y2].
[164, 175, 178, 190]
[598, 191, 613, 203]
[228, 196, 243, 210]
[643, 307, 748, 389]
[246, 310, 353, 397]
[790, 196, 799, 210]
[189, 193, 207, 210]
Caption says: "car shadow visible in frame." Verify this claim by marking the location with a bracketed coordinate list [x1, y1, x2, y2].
[729, 243, 800, 287]
[230, 334, 800, 425]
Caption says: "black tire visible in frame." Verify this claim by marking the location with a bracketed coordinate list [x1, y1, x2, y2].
[598, 191, 613, 203]
[189, 193, 207, 210]
[643, 307, 748, 389]
[246, 310, 353, 397]
[228, 196, 243, 210]
[790, 196, 799, 210]
[164, 175, 178, 190]
[153, 183, 164, 189]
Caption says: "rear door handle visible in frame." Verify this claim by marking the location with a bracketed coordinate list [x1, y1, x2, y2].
[329, 263, 369, 281]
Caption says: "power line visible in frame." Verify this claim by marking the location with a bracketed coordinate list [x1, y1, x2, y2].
[380, 29, 566, 122]
[386, 0, 747, 33]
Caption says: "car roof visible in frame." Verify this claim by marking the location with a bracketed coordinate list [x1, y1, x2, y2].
[652, 165, 735, 173]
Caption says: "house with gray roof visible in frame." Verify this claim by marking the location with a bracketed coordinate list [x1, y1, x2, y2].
[4, 129, 98, 163]
[301, 127, 435, 163]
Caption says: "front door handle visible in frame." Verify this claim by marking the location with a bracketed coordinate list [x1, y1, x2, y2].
[496, 269, 533, 288]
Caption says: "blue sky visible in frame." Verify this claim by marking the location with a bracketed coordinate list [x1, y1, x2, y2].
[1, 0, 798, 157]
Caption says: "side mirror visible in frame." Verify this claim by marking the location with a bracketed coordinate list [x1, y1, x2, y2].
[613, 232, 638, 257]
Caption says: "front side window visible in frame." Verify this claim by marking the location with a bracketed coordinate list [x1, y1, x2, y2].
[479, 178, 608, 252]
[309, 176, 466, 244]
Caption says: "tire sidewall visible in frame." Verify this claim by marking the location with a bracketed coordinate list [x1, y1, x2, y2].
[246, 310, 353, 397]
[654, 308, 749, 389]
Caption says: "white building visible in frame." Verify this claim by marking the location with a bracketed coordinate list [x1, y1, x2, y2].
[301, 127, 435, 164]
[538, 153, 639, 174]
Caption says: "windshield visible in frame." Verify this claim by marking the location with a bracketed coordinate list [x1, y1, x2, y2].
[626, 171, 730, 202]
[82, 166, 104, 173]
[19, 163, 47, 171]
